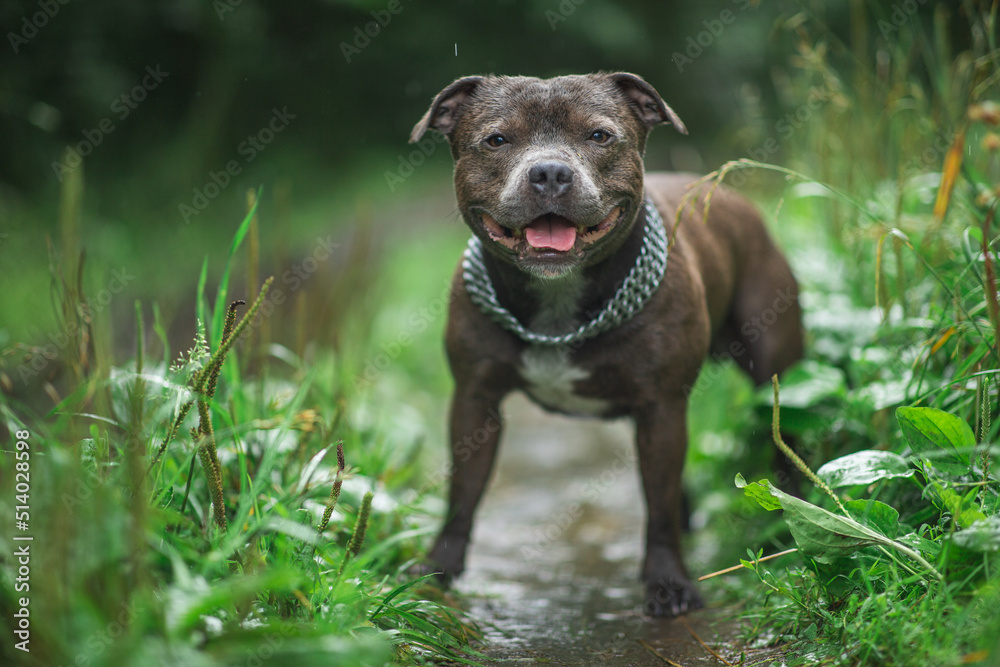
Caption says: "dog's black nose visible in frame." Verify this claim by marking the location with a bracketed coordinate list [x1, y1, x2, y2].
[528, 161, 574, 197]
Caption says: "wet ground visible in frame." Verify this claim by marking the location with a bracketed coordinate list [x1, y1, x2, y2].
[452, 394, 780, 666]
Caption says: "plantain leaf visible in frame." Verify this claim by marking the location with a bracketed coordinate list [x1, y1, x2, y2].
[949, 517, 1000, 553]
[896, 406, 974, 476]
[756, 360, 846, 408]
[777, 492, 890, 565]
[735, 473, 782, 510]
[817, 450, 914, 488]
[738, 478, 941, 578]
[895, 532, 941, 559]
[844, 499, 900, 539]
[926, 480, 987, 528]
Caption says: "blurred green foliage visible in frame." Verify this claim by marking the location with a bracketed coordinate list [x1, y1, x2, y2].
[2, 2, 999, 663]
[3, 0, 948, 220]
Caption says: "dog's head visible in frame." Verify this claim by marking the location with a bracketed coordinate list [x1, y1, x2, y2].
[411, 73, 686, 278]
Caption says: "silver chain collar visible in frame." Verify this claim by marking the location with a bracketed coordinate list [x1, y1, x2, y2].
[461, 199, 669, 346]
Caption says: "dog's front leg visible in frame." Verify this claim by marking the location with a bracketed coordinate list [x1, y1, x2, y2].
[426, 388, 505, 582]
[635, 396, 704, 616]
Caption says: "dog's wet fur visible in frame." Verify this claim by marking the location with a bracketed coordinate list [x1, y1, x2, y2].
[410, 72, 803, 616]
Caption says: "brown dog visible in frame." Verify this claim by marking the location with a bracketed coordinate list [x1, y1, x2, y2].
[410, 72, 803, 615]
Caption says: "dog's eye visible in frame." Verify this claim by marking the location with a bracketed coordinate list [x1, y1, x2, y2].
[589, 130, 612, 144]
[485, 134, 507, 148]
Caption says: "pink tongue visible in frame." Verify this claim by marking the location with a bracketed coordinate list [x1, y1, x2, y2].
[524, 217, 577, 251]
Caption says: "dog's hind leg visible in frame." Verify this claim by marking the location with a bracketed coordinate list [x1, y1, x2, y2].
[718, 245, 805, 492]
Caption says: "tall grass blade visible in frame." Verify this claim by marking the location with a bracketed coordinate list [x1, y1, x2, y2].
[210, 186, 262, 349]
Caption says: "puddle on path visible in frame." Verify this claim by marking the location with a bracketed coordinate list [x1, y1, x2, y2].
[452, 395, 768, 666]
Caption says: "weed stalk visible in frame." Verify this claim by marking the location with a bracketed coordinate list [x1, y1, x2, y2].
[197, 279, 273, 530]
[317, 441, 346, 535]
[156, 277, 275, 530]
[980, 206, 1000, 363]
[981, 375, 993, 510]
[771, 375, 847, 515]
[336, 491, 373, 579]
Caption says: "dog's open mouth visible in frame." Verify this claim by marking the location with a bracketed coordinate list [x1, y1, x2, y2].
[480, 205, 625, 252]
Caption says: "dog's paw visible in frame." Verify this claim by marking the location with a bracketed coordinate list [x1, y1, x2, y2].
[644, 577, 704, 617]
[407, 535, 468, 587]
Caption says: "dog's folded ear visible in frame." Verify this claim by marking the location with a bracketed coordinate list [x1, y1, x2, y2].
[410, 76, 484, 143]
[608, 72, 688, 135]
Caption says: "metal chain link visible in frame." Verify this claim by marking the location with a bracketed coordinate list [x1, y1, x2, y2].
[461, 199, 669, 346]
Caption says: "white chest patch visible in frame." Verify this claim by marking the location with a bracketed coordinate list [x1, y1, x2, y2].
[516, 270, 610, 416]
[519, 345, 610, 417]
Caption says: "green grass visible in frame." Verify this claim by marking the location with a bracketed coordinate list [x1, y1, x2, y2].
[2, 3, 1000, 666]
[0, 179, 480, 665]
[681, 3, 1000, 664]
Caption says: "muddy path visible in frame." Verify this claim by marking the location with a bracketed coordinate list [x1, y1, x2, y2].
[450, 394, 779, 666]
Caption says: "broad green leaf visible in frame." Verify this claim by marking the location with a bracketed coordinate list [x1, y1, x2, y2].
[844, 499, 900, 538]
[767, 406, 831, 435]
[757, 359, 846, 408]
[851, 378, 909, 411]
[949, 517, 1000, 552]
[927, 480, 988, 528]
[777, 492, 890, 565]
[736, 473, 782, 511]
[817, 450, 915, 488]
[895, 532, 942, 559]
[896, 406, 974, 475]
[743, 481, 898, 560]
[740, 479, 941, 578]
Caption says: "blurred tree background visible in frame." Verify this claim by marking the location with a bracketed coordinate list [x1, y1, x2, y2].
[4, 0, 975, 366]
[2, 0, 874, 221]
